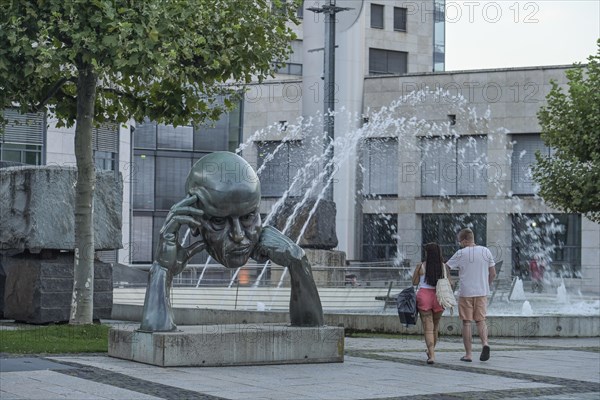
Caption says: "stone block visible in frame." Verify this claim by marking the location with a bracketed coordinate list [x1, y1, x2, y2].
[2, 253, 113, 323]
[270, 198, 338, 249]
[109, 324, 344, 367]
[305, 249, 346, 287]
[0, 166, 122, 253]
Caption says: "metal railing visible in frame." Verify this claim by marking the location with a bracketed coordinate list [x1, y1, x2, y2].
[124, 261, 415, 290]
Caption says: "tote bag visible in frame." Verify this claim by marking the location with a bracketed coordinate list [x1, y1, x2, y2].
[436, 265, 457, 314]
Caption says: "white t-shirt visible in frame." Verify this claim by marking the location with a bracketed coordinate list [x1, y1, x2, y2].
[446, 245, 495, 297]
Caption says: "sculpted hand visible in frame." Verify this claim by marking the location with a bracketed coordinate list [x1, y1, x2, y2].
[253, 226, 324, 327]
[252, 226, 305, 266]
[140, 195, 205, 332]
[155, 194, 206, 276]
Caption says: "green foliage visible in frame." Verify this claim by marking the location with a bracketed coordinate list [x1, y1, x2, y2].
[533, 40, 600, 223]
[0, 324, 109, 354]
[0, 0, 299, 324]
[0, 0, 299, 127]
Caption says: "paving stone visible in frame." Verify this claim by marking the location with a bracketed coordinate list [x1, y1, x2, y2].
[0, 335, 596, 400]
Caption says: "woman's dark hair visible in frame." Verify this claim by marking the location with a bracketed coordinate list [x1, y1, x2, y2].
[424, 242, 444, 287]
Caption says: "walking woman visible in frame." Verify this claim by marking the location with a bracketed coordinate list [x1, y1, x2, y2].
[412, 243, 452, 364]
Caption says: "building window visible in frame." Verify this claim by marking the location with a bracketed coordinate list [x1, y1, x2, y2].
[1, 108, 45, 165]
[511, 134, 552, 195]
[135, 99, 241, 154]
[92, 123, 119, 171]
[0, 143, 42, 165]
[512, 214, 581, 278]
[393, 7, 407, 31]
[157, 124, 194, 150]
[134, 119, 157, 149]
[368, 48, 408, 75]
[362, 138, 398, 196]
[132, 154, 155, 210]
[362, 214, 398, 261]
[274, 40, 303, 77]
[433, 0, 445, 71]
[257, 140, 305, 197]
[422, 214, 487, 260]
[275, 62, 303, 76]
[155, 156, 193, 210]
[371, 4, 384, 29]
[297, 0, 304, 18]
[131, 215, 154, 263]
[94, 151, 116, 171]
[420, 135, 488, 196]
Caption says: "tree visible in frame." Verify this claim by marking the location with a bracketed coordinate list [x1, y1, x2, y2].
[533, 40, 600, 223]
[0, 0, 299, 324]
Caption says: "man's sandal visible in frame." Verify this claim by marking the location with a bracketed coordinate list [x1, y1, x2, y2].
[480, 345, 490, 361]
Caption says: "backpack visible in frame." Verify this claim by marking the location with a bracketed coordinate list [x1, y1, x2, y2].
[396, 286, 418, 327]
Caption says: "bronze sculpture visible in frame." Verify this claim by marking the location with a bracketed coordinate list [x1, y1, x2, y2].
[140, 152, 324, 331]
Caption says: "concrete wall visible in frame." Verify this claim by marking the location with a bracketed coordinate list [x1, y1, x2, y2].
[365, 0, 436, 73]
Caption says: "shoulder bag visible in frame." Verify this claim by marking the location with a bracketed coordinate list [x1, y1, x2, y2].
[436, 264, 457, 315]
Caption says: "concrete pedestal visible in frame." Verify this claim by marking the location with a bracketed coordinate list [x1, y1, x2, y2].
[109, 324, 344, 367]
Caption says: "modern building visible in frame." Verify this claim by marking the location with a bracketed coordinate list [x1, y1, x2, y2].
[2, 1, 598, 293]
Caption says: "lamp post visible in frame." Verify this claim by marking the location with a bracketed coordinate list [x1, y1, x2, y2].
[308, 0, 351, 201]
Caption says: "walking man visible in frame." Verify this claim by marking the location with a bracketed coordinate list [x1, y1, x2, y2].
[446, 228, 496, 362]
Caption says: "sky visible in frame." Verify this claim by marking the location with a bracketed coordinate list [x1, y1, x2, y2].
[443, 0, 600, 70]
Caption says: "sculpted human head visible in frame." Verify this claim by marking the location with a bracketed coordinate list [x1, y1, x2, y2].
[186, 152, 262, 268]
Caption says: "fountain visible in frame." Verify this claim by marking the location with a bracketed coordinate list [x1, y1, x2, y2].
[521, 301, 533, 316]
[557, 281, 569, 304]
[510, 278, 527, 301]
[112, 88, 598, 338]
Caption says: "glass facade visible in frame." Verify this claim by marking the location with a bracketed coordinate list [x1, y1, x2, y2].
[362, 214, 398, 261]
[512, 214, 581, 278]
[422, 214, 487, 261]
[420, 135, 488, 196]
[433, 0, 445, 71]
[256, 140, 308, 197]
[362, 138, 398, 196]
[511, 133, 552, 195]
[130, 102, 242, 264]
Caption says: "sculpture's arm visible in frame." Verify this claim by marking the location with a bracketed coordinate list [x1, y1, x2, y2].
[252, 225, 324, 326]
[140, 195, 206, 332]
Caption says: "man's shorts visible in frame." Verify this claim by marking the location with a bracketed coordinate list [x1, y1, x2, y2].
[458, 296, 487, 321]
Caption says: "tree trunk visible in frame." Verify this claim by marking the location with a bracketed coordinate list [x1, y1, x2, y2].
[70, 66, 97, 325]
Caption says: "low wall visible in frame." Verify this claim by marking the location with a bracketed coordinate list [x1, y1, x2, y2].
[112, 304, 600, 338]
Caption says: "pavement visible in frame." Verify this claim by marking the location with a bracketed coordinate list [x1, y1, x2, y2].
[1, 330, 599, 400]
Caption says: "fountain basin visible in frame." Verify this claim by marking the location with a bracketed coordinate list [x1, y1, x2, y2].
[112, 303, 600, 338]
